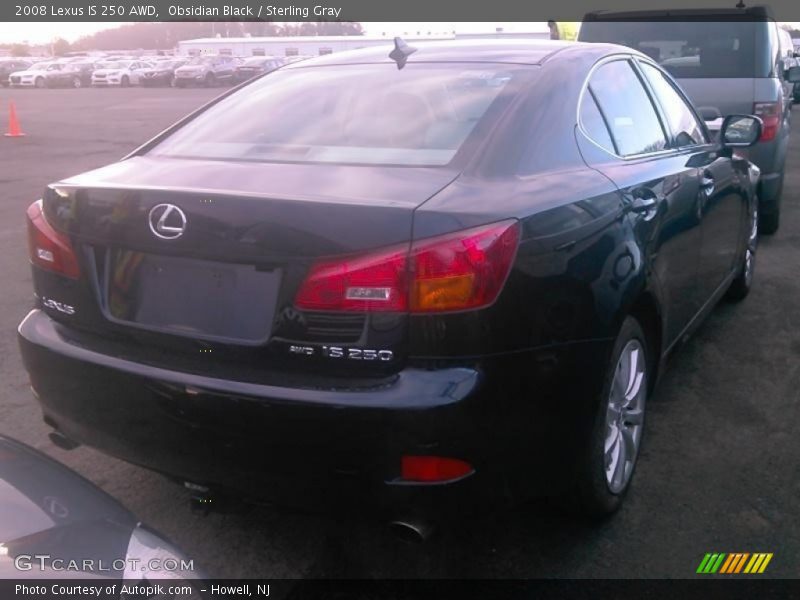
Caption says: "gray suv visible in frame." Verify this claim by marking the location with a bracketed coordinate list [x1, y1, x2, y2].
[174, 55, 241, 87]
[580, 6, 800, 233]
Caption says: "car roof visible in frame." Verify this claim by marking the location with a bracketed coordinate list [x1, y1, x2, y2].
[583, 4, 774, 20]
[282, 39, 633, 69]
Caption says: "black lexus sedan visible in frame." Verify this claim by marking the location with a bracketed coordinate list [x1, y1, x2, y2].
[18, 40, 762, 529]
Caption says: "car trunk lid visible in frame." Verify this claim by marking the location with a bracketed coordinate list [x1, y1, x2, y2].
[40, 156, 457, 377]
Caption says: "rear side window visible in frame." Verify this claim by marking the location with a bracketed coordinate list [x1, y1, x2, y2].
[579, 91, 616, 154]
[639, 62, 708, 146]
[580, 21, 760, 78]
[588, 60, 667, 156]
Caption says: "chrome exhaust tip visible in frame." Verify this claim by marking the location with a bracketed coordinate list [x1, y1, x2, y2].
[388, 518, 434, 543]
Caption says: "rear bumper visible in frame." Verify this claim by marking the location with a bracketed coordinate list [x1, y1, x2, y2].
[18, 309, 609, 518]
[141, 76, 170, 86]
[175, 75, 206, 84]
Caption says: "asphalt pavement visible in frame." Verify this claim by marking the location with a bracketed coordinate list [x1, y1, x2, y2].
[0, 86, 798, 580]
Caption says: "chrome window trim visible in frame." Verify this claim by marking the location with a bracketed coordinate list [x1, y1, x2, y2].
[577, 54, 673, 161]
[577, 53, 716, 162]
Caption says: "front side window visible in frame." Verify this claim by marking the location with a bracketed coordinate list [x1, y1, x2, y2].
[639, 62, 708, 147]
[149, 64, 522, 167]
[588, 60, 668, 156]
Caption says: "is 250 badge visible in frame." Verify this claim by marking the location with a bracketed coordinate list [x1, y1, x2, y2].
[289, 345, 394, 361]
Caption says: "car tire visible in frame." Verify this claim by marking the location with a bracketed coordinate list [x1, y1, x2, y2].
[573, 316, 649, 517]
[727, 200, 758, 302]
[205, 73, 216, 87]
[121, 76, 130, 88]
[71, 77, 81, 89]
[759, 208, 780, 236]
[758, 174, 783, 235]
[35, 77, 46, 89]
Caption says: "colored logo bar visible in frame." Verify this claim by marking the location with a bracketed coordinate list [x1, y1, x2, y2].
[697, 553, 773, 574]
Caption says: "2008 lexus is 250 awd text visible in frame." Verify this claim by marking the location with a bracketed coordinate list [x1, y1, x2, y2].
[18, 40, 763, 531]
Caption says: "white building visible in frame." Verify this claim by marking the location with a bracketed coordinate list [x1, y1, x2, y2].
[176, 31, 550, 59]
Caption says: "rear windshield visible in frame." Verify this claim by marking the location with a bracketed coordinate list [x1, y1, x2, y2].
[580, 21, 762, 78]
[148, 63, 522, 167]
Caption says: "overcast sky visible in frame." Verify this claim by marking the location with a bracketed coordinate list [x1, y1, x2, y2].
[0, 22, 549, 45]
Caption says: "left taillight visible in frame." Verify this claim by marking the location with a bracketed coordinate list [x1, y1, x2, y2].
[26, 200, 80, 279]
[294, 219, 520, 314]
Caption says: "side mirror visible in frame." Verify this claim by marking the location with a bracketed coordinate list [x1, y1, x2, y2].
[720, 115, 762, 148]
[786, 65, 800, 83]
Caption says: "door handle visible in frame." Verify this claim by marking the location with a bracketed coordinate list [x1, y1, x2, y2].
[629, 195, 658, 213]
[627, 188, 661, 221]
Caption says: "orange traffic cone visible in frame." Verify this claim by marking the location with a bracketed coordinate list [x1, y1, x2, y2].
[4, 101, 25, 137]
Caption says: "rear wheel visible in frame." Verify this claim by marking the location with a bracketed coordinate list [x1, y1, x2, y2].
[573, 316, 649, 517]
[727, 200, 758, 301]
[120, 75, 130, 88]
[71, 76, 81, 89]
[204, 72, 216, 87]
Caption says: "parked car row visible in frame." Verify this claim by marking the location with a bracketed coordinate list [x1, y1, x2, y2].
[1, 54, 287, 89]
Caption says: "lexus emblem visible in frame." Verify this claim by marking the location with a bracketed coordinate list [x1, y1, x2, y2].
[148, 204, 187, 240]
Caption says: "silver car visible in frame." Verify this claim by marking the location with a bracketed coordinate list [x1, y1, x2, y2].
[0, 434, 203, 586]
[580, 6, 800, 234]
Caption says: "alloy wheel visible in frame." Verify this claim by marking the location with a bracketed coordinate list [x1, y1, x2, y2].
[744, 203, 758, 287]
[604, 339, 647, 494]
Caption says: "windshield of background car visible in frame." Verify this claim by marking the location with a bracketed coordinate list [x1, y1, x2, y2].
[580, 20, 765, 78]
[149, 63, 524, 167]
[96, 61, 123, 69]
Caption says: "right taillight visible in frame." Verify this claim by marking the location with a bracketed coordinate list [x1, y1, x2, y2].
[409, 220, 520, 313]
[753, 101, 780, 141]
[26, 200, 80, 279]
[294, 219, 520, 314]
